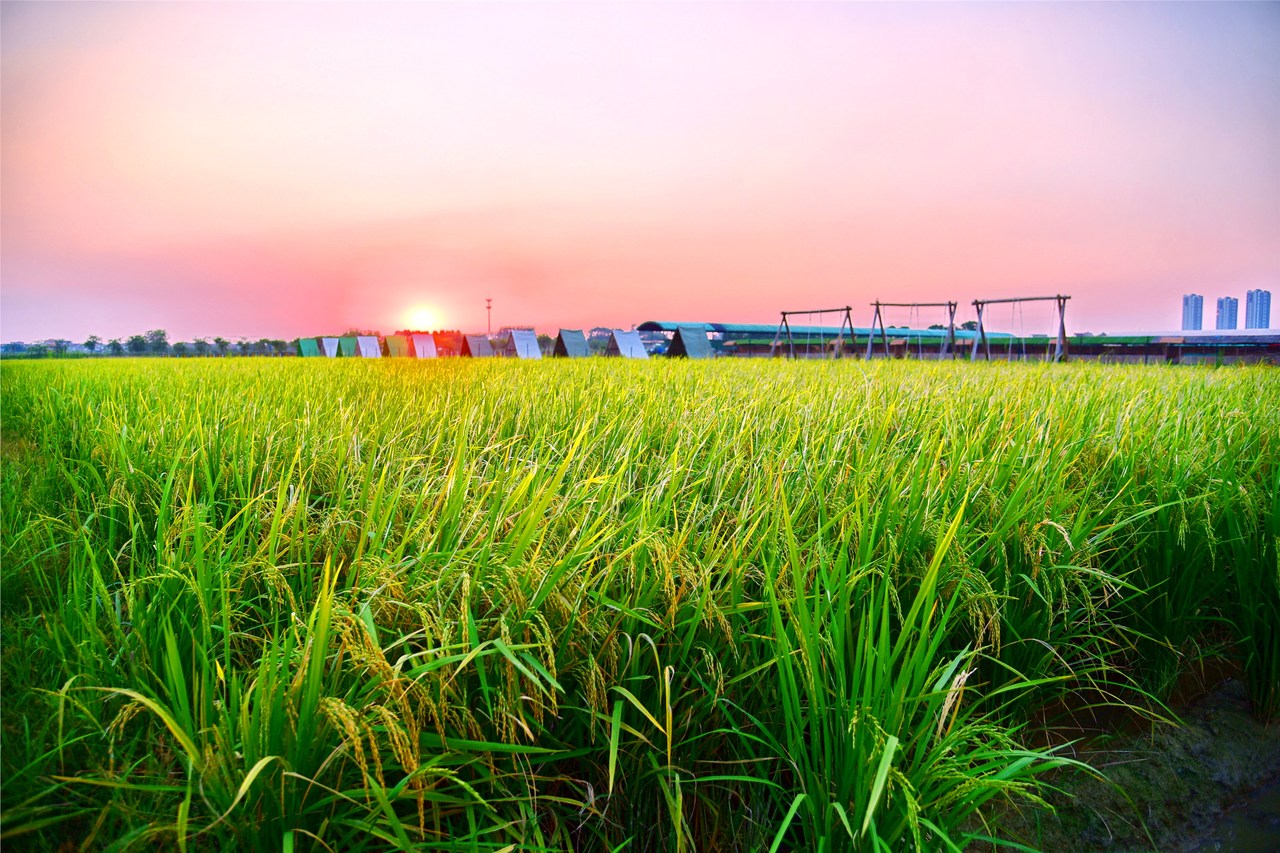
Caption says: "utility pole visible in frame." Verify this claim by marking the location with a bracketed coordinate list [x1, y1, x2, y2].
[485, 298, 492, 336]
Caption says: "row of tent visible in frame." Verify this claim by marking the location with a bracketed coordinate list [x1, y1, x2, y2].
[296, 328, 673, 359]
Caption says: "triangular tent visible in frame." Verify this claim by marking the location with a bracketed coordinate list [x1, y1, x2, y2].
[461, 335, 494, 358]
[669, 325, 712, 359]
[386, 335, 411, 357]
[411, 334, 438, 358]
[502, 329, 542, 359]
[321, 337, 340, 357]
[606, 330, 648, 359]
[298, 338, 321, 357]
[357, 336, 381, 358]
[338, 337, 359, 357]
[553, 329, 588, 358]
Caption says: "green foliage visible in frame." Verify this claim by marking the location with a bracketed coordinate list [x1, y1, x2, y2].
[0, 359, 1276, 851]
[145, 329, 169, 355]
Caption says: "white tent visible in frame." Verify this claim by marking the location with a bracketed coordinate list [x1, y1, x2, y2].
[321, 337, 340, 357]
[504, 329, 542, 359]
[607, 329, 649, 359]
[357, 336, 381, 358]
[411, 334, 438, 358]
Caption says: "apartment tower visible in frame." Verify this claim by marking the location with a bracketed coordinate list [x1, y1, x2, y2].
[1245, 289, 1271, 330]
[1215, 296, 1238, 330]
[1181, 293, 1204, 331]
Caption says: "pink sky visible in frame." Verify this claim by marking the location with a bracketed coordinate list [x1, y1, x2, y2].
[3, 2, 1278, 342]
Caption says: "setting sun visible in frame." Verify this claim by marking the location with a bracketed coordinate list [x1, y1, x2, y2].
[405, 305, 441, 331]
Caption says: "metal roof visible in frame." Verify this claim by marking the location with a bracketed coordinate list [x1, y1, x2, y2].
[638, 321, 1280, 347]
[637, 321, 1006, 340]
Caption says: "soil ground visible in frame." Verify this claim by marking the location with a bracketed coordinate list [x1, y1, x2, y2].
[990, 678, 1280, 852]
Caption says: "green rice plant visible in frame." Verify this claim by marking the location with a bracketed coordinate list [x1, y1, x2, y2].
[1215, 425, 1280, 721]
[2, 357, 1277, 851]
[750, 490, 1073, 850]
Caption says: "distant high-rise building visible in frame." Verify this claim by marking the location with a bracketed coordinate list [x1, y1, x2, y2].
[1245, 289, 1271, 329]
[1215, 296, 1238, 330]
[1181, 293, 1204, 330]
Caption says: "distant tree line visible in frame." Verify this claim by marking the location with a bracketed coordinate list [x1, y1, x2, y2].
[3, 327, 577, 359]
[2, 330, 296, 358]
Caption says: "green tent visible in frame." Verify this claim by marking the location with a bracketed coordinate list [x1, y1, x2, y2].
[297, 338, 321, 357]
[338, 337, 359, 357]
[386, 335, 412, 357]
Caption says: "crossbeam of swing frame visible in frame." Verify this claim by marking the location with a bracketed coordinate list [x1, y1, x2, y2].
[770, 306, 855, 359]
[866, 301, 958, 360]
[970, 295, 1070, 362]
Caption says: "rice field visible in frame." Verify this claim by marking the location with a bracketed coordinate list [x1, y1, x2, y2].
[1, 357, 1277, 851]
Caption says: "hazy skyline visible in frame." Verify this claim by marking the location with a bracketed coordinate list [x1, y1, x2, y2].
[3, 1, 1278, 342]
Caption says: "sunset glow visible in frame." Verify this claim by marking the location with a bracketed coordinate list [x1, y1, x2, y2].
[405, 305, 442, 333]
[2, 2, 1277, 342]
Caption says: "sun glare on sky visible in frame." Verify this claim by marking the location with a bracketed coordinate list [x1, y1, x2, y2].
[405, 305, 441, 332]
